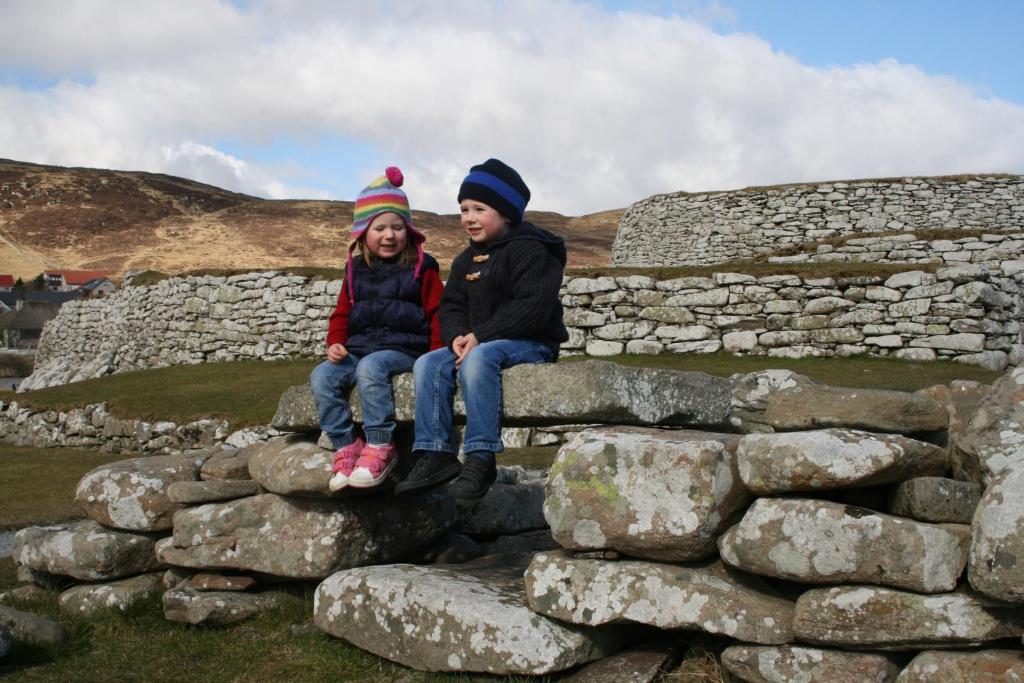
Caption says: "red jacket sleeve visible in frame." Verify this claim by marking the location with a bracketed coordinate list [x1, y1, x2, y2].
[420, 268, 444, 351]
[325, 281, 351, 348]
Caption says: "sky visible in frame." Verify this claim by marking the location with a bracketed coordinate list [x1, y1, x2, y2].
[1, 0, 1023, 216]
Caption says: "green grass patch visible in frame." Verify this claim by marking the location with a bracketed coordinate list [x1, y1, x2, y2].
[569, 352, 1003, 392]
[0, 447, 133, 530]
[11, 359, 318, 430]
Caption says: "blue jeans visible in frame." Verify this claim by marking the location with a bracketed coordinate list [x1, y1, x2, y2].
[310, 349, 416, 448]
[413, 339, 554, 455]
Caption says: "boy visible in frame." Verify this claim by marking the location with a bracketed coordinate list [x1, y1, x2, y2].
[395, 158, 568, 501]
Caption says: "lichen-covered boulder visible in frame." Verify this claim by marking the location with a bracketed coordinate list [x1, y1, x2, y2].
[313, 556, 621, 675]
[794, 586, 1024, 649]
[718, 498, 968, 593]
[246, 436, 336, 496]
[524, 550, 794, 644]
[13, 520, 162, 581]
[58, 572, 164, 615]
[166, 479, 262, 504]
[737, 429, 946, 494]
[75, 452, 210, 531]
[895, 649, 1024, 682]
[957, 367, 1024, 482]
[728, 369, 820, 432]
[0, 605, 69, 647]
[163, 588, 279, 624]
[273, 361, 733, 432]
[545, 427, 749, 561]
[764, 386, 948, 435]
[968, 466, 1024, 603]
[200, 445, 256, 480]
[888, 477, 981, 524]
[456, 480, 547, 536]
[721, 645, 900, 683]
[157, 492, 454, 579]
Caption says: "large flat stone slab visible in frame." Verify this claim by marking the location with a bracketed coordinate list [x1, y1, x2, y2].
[794, 586, 1024, 650]
[895, 649, 1024, 682]
[738, 429, 946, 494]
[958, 367, 1024, 482]
[524, 550, 795, 644]
[58, 572, 164, 615]
[721, 645, 900, 683]
[158, 492, 454, 579]
[719, 498, 968, 593]
[273, 360, 732, 432]
[314, 556, 621, 675]
[75, 452, 209, 531]
[764, 385, 948, 435]
[968, 466, 1024, 603]
[545, 427, 748, 561]
[13, 520, 162, 581]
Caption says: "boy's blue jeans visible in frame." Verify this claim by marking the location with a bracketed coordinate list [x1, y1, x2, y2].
[309, 349, 416, 449]
[413, 339, 554, 456]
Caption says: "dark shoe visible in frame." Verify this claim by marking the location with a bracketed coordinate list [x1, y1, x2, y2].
[447, 456, 497, 502]
[394, 451, 461, 495]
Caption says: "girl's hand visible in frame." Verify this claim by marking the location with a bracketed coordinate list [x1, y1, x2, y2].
[453, 333, 479, 368]
[327, 343, 349, 363]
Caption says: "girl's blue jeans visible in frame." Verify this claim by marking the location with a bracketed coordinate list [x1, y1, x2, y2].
[309, 349, 416, 449]
[412, 339, 554, 455]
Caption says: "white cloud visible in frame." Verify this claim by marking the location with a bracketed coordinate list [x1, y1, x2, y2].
[1, 0, 1022, 214]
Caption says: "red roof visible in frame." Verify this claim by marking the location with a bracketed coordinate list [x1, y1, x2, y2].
[0, 275, 14, 287]
[44, 270, 108, 286]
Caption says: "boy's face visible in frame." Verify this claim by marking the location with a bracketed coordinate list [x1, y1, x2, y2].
[460, 199, 510, 244]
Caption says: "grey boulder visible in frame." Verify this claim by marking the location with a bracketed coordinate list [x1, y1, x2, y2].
[524, 550, 795, 644]
[957, 367, 1024, 482]
[158, 492, 454, 579]
[0, 604, 69, 647]
[794, 586, 1024, 649]
[75, 452, 209, 531]
[545, 427, 748, 561]
[13, 520, 162, 581]
[58, 572, 164, 615]
[737, 429, 946, 494]
[721, 645, 900, 683]
[764, 385, 948, 434]
[719, 498, 968, 593]
[314, 555, 620, 675]
[887, 477, 981, 524]
[968, 466, 1024, 603]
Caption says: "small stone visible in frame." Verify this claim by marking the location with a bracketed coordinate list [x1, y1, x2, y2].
[562, 642, 680, 683]
[167, 479, 262, 504]
[58, 572, 164, 616]
[0, 605, 69, 647]
[722, 645, 900, 683]
[177, 573, 258, 592]
[888, 477, 981, 524]
[200, 445, 255, 480]
[163, 588, 279, 625]
[896, 649, 1024, 682]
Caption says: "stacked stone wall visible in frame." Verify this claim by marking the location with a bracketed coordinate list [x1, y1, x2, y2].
[612, 174, 1024, 267]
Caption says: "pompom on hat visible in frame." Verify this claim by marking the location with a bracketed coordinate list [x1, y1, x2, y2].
[346, 166, 427, 301]
[457, 158, 530, 225]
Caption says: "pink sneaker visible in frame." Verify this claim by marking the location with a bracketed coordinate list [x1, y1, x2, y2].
[348, 443, 399, 488]
[328, 437, 365, 492]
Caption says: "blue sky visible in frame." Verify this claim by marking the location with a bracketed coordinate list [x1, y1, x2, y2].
[1, 0, 1022, 214]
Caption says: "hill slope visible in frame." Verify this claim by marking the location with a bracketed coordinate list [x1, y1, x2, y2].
[0, 159, 622, 278]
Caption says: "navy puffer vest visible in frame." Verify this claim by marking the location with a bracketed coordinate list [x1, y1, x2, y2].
[345, 255, 435, 358]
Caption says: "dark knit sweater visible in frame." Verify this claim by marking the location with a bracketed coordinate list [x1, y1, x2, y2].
[440, 222, 568, 357]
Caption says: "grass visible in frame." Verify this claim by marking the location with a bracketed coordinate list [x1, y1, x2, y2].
[0, 447, 135, 531]
[568, 351, 1003, 393]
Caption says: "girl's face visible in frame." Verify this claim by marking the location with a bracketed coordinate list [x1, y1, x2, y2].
[365, 212, 408, 259]
[460, 200, 509, 244]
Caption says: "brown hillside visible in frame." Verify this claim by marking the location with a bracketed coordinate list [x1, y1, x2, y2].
[0, 159, 622, 279]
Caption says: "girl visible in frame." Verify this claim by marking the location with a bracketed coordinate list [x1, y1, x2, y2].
[310, 167, 443, 491]
[395, 158, 568, 501]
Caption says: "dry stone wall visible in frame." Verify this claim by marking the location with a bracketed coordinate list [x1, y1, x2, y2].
[771, 230, 1024, 268]
[20, 258, 1024, 391]
[612, 175, 1024, 267]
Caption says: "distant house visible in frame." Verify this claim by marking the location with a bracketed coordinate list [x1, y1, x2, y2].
[0, 291, 16, 313]
[44, 270, 109, 292]
[81, 277, 117, 297]
[0, 274, 14, 292]
[0, 301, 59, 350]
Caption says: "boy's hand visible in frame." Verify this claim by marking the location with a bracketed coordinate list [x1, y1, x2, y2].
[452, 333, 479, 368]
[327, 343, 349, 363]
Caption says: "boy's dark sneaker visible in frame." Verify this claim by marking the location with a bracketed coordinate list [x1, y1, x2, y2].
[447, 456, 497, 502]
[394, 451, 461, 495]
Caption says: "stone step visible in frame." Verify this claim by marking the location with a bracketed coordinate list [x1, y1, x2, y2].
[272, 360, 732, 432]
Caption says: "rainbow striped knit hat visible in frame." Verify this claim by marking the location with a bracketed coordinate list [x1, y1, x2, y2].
[352, 166, 415, 236]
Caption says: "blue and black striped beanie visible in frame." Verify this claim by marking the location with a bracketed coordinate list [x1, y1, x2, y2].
[457, 158, 530, 225]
